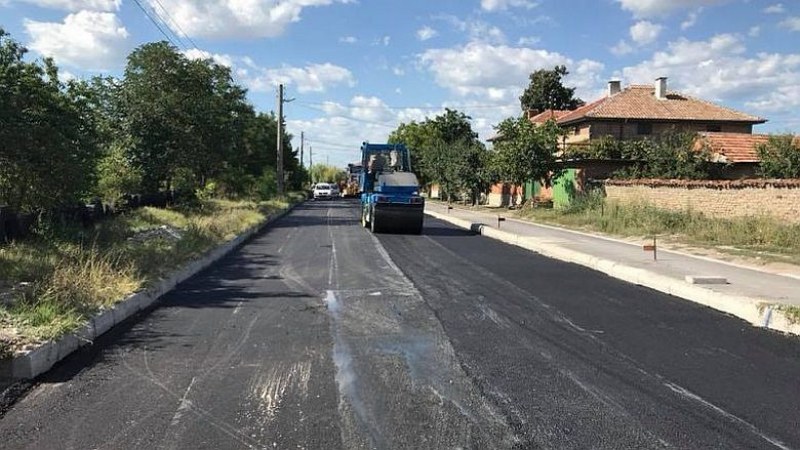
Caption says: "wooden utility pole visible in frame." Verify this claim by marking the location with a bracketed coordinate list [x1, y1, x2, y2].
[276, 84, 285, 195]
[300, 131, 305, 168]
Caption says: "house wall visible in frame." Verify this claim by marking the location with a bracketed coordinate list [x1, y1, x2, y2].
[488, 183, 524, 207]
[563, 124, 591, 144]
[588, 120, 752, 140]
[603, 180, 800, 223]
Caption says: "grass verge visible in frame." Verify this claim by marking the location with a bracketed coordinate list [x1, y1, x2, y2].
[513, 194, 800, 264]
[0, 194, 303, 358]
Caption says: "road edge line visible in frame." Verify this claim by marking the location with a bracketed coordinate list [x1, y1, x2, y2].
[426, 209, 800, 337]
[1, 203, 300, 381]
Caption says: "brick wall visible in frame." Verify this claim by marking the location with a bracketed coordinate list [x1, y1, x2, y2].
[602, 179, 800, 223]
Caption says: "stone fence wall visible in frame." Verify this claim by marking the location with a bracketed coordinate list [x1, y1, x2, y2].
[602, 179, 800, 223]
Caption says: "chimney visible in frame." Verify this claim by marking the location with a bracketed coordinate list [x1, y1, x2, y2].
[655, 77, 667, 100]
[608, 80, 621, 97]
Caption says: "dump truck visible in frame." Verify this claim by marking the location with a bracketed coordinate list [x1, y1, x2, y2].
[359, 142, 424, 234]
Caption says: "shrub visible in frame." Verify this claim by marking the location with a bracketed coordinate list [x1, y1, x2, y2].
[758, 135, 800, 179]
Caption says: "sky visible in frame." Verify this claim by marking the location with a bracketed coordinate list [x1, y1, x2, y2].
[1, 0, 799, 167]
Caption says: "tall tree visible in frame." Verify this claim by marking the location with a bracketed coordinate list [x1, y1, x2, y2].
[519, 65, 584, 114]
[491, 117, 562, 190]
[0, 29, 100, 211]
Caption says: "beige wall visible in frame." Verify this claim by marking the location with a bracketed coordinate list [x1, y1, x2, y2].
[604, 181, 800, 223]
[563, 124, 591, 144]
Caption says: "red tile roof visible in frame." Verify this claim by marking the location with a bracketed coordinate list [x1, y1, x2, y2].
[697, 132, 770, 163]
[557, 85, 766, 125]
[528, 109, 571, 124]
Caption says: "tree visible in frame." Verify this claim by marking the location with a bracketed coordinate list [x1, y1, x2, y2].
[491, 117, 562, 190]
[519, 65, 584, 114]
[388, 108, 485, 198]
[757, 135, 800, 179]
[0, 29, 100, 211]
[309, 164, 346, 184]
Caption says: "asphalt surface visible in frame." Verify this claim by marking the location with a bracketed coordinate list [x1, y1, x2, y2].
[1, 199, 799, 449]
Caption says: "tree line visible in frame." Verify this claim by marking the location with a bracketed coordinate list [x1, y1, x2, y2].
[0, 29, 304, 213]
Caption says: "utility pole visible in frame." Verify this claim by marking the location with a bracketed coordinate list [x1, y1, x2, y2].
[276, 84, 285, 195]
[309, 145, 313, 168]
[300, 131, 305, 168]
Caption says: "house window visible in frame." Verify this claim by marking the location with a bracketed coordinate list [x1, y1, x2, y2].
[637, 122, 653, 135]
[573, 126, 580, 136]
[706, 124, 722, 132]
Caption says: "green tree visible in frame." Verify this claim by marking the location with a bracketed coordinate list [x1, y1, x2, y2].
[309, 164, 346, 184]
[519, 65, 584, 114]
[491, 117, 562, 189]
[757, 135, 800, 179]
[388, 108, 485, 198]
[0, 29, 100, 211]
[617, 131, 711, 180]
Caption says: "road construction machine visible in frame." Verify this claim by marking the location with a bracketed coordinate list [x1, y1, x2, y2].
[359, 142, 424, 234]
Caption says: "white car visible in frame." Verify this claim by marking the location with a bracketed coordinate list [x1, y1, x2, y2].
[313, 183, 339, 200]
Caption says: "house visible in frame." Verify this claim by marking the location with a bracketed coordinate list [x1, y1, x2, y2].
[487, 77, 770, 207]
[548, 78, 766, 145]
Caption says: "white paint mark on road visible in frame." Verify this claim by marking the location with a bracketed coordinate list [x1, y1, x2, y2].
[170, 376, 197, 427]
[368, 291, 382, 297]
[232, 301, 244, 315]
[252, 361, 312, 420]
[664, 382, 792, 450]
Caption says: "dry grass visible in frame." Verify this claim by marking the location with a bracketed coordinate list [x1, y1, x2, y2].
[515, 195, 800, 264]
[0, 196, 297, 356]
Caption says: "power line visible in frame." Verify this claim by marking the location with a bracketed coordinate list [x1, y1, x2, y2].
[131, 0, 183, 50]
[298, 100, 514, 111]
[296, 103, 397, 128]
[150, 0, 201, 51]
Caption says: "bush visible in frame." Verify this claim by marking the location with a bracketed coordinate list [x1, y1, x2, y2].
[758, 135, 800, 178]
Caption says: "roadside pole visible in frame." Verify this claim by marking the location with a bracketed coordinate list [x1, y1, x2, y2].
[276, 84, 285, 195]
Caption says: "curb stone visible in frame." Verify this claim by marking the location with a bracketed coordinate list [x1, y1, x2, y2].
[427, 209, 800, 337]
[0, 203, 298, 382]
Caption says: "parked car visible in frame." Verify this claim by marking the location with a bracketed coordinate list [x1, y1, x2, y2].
[313, 183, 339, 200]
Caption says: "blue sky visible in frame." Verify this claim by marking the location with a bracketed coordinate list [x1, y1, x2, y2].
[2, 0, 799, 167]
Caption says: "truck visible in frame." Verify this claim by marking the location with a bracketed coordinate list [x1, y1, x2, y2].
[341, 163, 362, 198]
[359, 142, 424, 234]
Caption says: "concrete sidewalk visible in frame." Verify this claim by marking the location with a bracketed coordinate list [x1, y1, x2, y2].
[425, 202, 800, 336]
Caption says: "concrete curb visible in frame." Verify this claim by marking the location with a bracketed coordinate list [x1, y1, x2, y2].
[427, 209, 800, 337]
[1, 203, 299, 381]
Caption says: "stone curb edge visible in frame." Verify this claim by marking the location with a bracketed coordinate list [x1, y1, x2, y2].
[426, 209, 800, 337]
[1, 203, 299, 381]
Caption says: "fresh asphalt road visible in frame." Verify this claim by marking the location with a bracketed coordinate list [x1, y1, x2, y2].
[1, 200, 799, 449]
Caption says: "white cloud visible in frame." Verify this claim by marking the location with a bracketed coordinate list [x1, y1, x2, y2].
[517, 36, 540, 46]
[629, 20, 663, 45]
[780, 16, 800, 31]
[144, 0, 354, 39]
[749, 26, 761, 37]
[24, 10, 129, 70]
[245, 62, 355, 94]
[183, 49, 233, 67]
[437, 15, 507, 44]
[681, 9, 702, 30]
[610, 39, 634, 56]
[615, 0, 726, 17]
[339, 36, 357, 44]
[416, 26, 438, 41]
[480, 0, 537, 11]
[373, 35, 391, 46]
[418, 42, 603, 103]
[11, 0, 119, 11]
[622, 33, 800, 113]
[392, 66, 405, 76]
[764, 3, 785, 14]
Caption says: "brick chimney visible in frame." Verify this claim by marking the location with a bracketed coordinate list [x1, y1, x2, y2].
[608, 80, 621, 97]
[655, 77, 667, 100]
